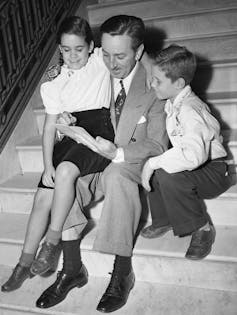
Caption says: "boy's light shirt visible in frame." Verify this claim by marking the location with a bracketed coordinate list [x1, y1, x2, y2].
[112, 62, 139, 163]
[148, 85, 227, 173]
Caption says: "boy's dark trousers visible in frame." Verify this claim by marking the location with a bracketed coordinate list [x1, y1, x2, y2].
[148, 160, 232, 236]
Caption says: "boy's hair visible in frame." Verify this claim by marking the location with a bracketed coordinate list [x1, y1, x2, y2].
[100, 15, 145, 51]
[153, 45, 196, 85]
[57, 16, 93, 45]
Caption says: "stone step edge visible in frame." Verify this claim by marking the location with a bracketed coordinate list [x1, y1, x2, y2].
[90, 5, 237, 26]
[0, 303, 65, 315]
[88, 0, 237, 15]
[0, 172, 236, 198]
[163, 30, 237, 45]
[1, 215, 237, 264]
[15, 128, 237, 150]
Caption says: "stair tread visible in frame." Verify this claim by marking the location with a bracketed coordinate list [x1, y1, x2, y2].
[0, 212, 237, 262]
[14, 128, 237, 151]
[0, 171, 237, 197]
[0, 173, 41, 192]
[1, 264, 236, 315]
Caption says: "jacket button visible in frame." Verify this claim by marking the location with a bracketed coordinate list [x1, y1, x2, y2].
[131, 138, 136, 142]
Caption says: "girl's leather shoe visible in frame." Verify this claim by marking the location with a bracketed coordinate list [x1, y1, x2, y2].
[1, 263, 34, 292]
[30, 241, 61, 275]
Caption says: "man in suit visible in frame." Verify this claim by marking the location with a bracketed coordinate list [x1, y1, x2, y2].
[36, 15, 168, 313]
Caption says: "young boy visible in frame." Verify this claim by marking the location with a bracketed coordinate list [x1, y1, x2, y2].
[141, 45, 232, 260]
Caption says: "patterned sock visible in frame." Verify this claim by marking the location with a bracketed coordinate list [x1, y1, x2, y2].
[62, 239, 82, 275]
[114, 255, 132, 276]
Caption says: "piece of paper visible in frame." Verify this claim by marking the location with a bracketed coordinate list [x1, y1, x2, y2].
[55, 124, 99, 152]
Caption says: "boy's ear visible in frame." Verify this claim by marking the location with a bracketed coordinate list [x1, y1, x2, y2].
[89, 41, 94, 53]
[176, 77, 186, 89]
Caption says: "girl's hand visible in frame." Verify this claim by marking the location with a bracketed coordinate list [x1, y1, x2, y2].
[141, 160, 154, 192]
[42, 166, 56, 188]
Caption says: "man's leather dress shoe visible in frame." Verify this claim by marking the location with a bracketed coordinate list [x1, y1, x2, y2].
[31, 241, 61, 275]
[36, 264, 88, 308]
[185, 225, 216, 260]
[141, 224, 172, 238]
[1, 263, 34, 292]
[96, 269, 135, 313]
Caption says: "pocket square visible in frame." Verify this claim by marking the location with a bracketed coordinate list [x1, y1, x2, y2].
[137, 115, 147, 124]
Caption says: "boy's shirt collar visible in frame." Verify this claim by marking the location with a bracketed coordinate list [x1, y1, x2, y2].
[165, 85, 192, 116]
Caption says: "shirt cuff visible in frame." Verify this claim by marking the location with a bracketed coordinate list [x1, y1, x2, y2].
[112, 148, 124, 163]
[148, 156, 161, 170]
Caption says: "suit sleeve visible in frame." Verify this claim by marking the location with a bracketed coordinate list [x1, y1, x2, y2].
[122, 95, 169, 163]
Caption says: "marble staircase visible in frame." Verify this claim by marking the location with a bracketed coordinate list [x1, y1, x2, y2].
[0, 0, 237, 314]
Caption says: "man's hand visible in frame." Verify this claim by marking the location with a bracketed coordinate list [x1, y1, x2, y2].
[141, 160, 154, 191]
[93, 136, 117, 160]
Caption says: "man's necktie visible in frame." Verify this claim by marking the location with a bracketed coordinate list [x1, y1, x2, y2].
[115, 80, 126, 126]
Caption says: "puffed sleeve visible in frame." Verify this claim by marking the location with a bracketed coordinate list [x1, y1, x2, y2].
[40, 81, 61, 115]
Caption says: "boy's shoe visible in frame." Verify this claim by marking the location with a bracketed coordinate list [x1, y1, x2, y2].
[30, 241, 61, 275]
[1, 263, 34, 292]
[185, 225, 216, 260]
[141, 224, 172, 238]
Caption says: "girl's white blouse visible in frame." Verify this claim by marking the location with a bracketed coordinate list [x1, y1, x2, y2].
[40, 48, 111, 115]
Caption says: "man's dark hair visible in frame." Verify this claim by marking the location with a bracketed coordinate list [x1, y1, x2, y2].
[152, 44, 197, 85]
[100, 15, 145, 50]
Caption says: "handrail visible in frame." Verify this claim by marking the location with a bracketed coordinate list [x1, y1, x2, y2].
[0, 0, 81, 152]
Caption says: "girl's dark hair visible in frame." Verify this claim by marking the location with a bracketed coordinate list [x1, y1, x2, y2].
[100, 15, 145, 51]
[57, 16, 93, 45]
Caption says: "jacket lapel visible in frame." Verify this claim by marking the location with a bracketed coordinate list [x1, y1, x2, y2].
[114, 63, 148, 145]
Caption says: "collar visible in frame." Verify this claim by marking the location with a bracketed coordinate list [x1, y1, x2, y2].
[113, 62, 139, 95]
[165, 85, 192, 116]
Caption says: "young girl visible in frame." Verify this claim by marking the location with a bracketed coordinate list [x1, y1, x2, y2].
[2, 16, 114, 292]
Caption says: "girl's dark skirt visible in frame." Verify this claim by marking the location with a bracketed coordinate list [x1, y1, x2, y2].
[38, 107, 114, 189]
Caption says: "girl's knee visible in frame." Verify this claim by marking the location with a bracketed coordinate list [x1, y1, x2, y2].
[55, 161, 79, 181]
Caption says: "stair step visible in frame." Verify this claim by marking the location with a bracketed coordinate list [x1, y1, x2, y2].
[1, 264, 236, 315]
[14, 128, 237, 173]
[191, 59, 237, 95]
[0, 212, 237, 292]
[0, 170, 237, 224]
[163, 32, 237, 62]
[0, 173, 41, 213]
[88, 0, 237, 27]
[144, 8, 237, 40]
[34, 93, 237, 136]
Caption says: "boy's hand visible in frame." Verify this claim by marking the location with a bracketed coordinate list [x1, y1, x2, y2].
[42, 166, 55, 188]
[141, 160, 154, 191]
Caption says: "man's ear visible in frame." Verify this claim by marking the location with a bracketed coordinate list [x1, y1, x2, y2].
[89, 41, 94, 53]
[135, 44, 144, 61]
[176, 77, 186, 90]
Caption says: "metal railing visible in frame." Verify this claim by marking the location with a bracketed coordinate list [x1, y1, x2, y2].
[0, 0, 81, 152]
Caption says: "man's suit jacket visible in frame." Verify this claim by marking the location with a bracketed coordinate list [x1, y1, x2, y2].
[110, 62, 168, 163]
